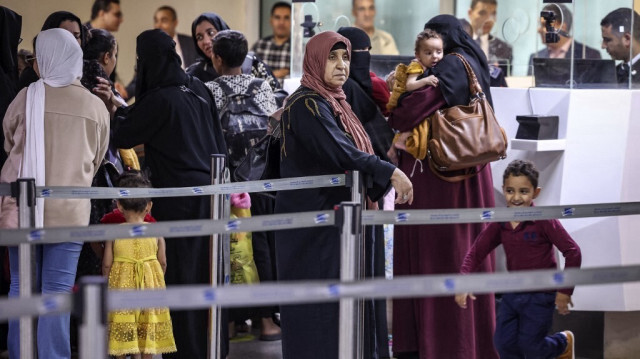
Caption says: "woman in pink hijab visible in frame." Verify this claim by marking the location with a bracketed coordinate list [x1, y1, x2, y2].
[274, 31, 412, 359]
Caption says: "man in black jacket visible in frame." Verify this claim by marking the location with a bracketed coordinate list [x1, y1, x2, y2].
[154, 5, 198, 69]
[527, 4, 601, 76]
[601, 7, 640, 87]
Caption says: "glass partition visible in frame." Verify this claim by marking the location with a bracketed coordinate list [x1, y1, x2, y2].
[455, 0, 639, 89]
[264, 0, 440, 78]
[264, 0, 640, 89]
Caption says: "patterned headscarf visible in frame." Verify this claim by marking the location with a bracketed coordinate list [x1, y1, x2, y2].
[300, 31, 374, 155]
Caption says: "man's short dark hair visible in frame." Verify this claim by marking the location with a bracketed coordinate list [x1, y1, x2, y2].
[503, 159, 539, 189]
[91, 0, 120, 20]
[601, 7, 640, 42]
[212, 30, 248, 68]
[543, 3, 572, 32]
[352, 0, 376, 9]
[470, 0, 497, 10]
[156, 5, 177, 21]
[271, 1, 291, 16]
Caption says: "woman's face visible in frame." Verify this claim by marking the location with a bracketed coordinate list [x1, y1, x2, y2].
[59, 20, 82, 46]
[195, 20, 218, 59]
[323, 48, 350, 88]
[103, 43, 118, 77]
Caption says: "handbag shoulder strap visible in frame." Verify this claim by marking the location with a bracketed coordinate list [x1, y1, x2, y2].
[449, 53, 484, 97]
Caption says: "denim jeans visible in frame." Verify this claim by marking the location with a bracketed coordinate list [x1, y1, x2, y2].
[8, 242, 82, 359]
[494, 292, 568, 359]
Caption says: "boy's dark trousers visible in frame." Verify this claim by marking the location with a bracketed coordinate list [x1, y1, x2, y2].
[494, 292, 568, 359]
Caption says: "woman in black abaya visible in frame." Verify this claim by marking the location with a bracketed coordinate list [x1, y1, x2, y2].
[0, 6, 21, 168]
[110, 29, 228, 359]
[388, 15, 498, 359]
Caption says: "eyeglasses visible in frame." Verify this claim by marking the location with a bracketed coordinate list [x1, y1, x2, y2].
[18, 37, 23, 44]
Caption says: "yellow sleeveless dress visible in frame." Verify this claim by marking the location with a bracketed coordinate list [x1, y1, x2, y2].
[107, 236, 177, 356]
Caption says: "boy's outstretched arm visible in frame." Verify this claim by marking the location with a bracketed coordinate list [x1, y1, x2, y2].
[455, 293, 476, 309]
[556, 292, 573, 315]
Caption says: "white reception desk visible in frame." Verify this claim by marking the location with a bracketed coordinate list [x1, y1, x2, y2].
[490, 87, 640, 311]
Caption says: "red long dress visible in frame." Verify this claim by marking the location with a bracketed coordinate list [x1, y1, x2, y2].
[389, 85, 499, 359]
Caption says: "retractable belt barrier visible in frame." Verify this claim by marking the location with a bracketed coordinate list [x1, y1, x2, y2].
[1, 201, 639, 246]
[1, 264, 640, 322]
[3, 173, 640, 359]
[0, 174, 347, 199]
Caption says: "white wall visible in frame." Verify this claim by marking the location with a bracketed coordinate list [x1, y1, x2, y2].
[3, 0, 260, 87]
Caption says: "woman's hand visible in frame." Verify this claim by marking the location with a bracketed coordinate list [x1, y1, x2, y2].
[387, 132, 412, 165]
[394, 132, 411, 151]
[92, 77, 113, 106]
[391, 168, 413, 205]
[93, 77, 126, 113]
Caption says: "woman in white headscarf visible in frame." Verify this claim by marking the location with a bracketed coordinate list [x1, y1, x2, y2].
[0, 28, 109, 359]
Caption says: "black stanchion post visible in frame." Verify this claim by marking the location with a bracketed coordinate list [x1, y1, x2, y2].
[337, 201, 363, 359]
[74, 276, 107, 359]
[13, 178, 37, 359]
[209, 154, 227, 359]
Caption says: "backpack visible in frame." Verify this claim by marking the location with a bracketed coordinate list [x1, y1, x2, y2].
[217, 77, 270, 171]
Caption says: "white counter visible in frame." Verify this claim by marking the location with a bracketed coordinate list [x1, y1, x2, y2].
[490, 87, 640, 311]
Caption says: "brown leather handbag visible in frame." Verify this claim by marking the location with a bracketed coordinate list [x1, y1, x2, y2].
[427, 53, 508, 182]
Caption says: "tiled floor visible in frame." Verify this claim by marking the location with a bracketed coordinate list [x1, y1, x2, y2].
[228, 325, 283, 359]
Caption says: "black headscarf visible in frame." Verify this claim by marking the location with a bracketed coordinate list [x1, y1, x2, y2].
[424, 15, 493, 106]
[41, 11, 88, 49]
[1, 6, 21, 79]
[337, 27, 394, 162]
[337, 26, 373, 96]
[191, 12, 230, 61]
[135, 29, 188, 100]
[0, 6, 21, 167]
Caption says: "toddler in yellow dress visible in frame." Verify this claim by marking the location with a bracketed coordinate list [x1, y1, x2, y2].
[102, 171, 176, 358]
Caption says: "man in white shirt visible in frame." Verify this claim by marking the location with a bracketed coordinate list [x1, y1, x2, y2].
[352, 0, 398, 55]
[154, 5, 198, 69]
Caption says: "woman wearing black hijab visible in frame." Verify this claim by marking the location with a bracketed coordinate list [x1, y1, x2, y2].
[187, 12, 280, 91]
[110, 29, 228, 359]
[338, 26, 394, 161]
[0, 6, 21, 168]
[17, 11, 88, 90]
[388, 15, 498, 359]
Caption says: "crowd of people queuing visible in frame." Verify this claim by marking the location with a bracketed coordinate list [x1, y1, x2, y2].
[0, 0, 638, 358]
